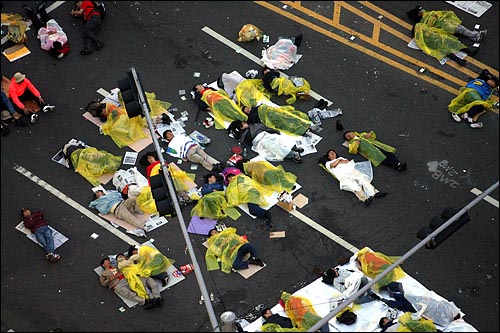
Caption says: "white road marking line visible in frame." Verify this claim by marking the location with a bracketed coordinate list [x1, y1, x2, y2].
[14, 164, 140, 246]
[470, 188, 499, 208]
[287, 208, 359, 254]
[1, 1, 66, 45]
[201, 26, 330, 104]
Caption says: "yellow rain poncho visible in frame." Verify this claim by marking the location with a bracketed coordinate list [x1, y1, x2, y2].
[201, 89, 247, 129]
[191, 191, 229, 220]
[101, 104, 147, 148]
[414, 11, 467, 61]
[356, 247, 406, 290]
[270, 76, 311, 105]
[280, 291, 323, 331]
[448, 79, 496, 115]
[205, 227, 248, 273]
[347, 131, 396, 167]
[70, 147, 122, 186]
[398, 312, 438, 332]
[243, 160, 297, 193]
[135, 186, 158, 214]
[119, 246, 174, 299]
[145, 92, 172, 116]
[234, 79, 272, 107]
[225, 174, 271, 207]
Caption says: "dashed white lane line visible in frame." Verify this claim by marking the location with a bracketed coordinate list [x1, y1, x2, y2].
[470, 188, 499, 208]
[14, 164, 140, 246]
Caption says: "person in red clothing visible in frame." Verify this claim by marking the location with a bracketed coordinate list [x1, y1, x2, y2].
[70, 0, 104, 55]
[22, 208, 61, 262]
[8, 72, 55, 124]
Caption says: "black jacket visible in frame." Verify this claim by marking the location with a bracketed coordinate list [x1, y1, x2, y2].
[264, 314, 293, 329]
[262, 70, 280, 92]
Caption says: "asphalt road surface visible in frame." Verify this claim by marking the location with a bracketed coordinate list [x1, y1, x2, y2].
[1, 1, 498, 332]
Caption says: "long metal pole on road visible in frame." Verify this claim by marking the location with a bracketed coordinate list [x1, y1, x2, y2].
[129, 67, 221, 332]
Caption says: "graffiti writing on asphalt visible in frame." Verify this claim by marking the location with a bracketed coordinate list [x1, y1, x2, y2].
[427, 160, 460, 188]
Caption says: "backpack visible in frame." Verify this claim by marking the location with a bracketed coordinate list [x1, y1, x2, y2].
[336, 309, 357, 325]
[91, 1, 106, 19]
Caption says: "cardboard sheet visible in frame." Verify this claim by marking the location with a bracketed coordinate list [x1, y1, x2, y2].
[2, 44, 31, 62]
[99, 212, 168, 233]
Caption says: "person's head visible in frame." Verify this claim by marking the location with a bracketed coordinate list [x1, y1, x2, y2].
[21, 208, 31, 218]
[116, 254, 126, 263]
[193, 84, 205, 93]
[74, 1, 83, 10]
[100, 258, 111, 269]
[95, 190, 105, 198]
[207, 229, 219, 238]
[261, 307, 273, 319]
[13, 72, 25, 84]
[228, 120, 243, 139]
[163, 130, 174, 142]
[204, 173, 218, 184]
[343, 131, 355, 141]
[406, 5, 424, 23]
[127, 245, 138, 258]
[226, 173, 236, 183]
[262, 67, 271, 76]
[486, 77, 499, 89]
[145, 151, 158, 164]
[379, 317, 391, 328]
[53, 41, 63, 51]
[241, 106, 251, 114]
[327, 149, 337, 161]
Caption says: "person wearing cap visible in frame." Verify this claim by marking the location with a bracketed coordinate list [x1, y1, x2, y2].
[448, 69, 499, 129]
[22, 208, 61, 262]
[8, 72, 55, 124]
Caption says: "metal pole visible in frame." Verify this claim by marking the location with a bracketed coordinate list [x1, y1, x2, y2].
[129, 67, 221, 332]
[307, 181, 499, 332]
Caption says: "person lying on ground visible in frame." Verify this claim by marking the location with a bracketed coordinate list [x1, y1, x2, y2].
[379, 312, 438, 332]
[89, 190, 147, 237]
[242, 159, 297, 194]
[261, 307, 294, 329]
[126, 245, 171, 287]
[192, 83, 248, 129]
[201, 173, 225, 196]
[343, 130, 407, 171]
[448, 68, 499, 129]
[319, 149, 387, 206]
[206, 227, 264, 274]
[22, 208, 61, 262]
[261, 67, 311, 104]
[228, 120, 304, 163]
[163, 130, 223, 172]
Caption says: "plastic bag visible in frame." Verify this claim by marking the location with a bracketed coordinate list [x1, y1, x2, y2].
[237, 24, 263, 42]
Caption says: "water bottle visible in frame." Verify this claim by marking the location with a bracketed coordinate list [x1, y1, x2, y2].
[243, 147, 248, 157]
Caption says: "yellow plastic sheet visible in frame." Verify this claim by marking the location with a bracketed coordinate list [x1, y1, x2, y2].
[356, 247, 406, 290]
[71, 147, 122, 186]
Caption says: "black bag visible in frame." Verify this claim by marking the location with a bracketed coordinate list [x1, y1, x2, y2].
[86, 101, 106, 118]
[336, 310, 357, 325]
[91, 1, 106, 19]
[322, 268, 336, 285]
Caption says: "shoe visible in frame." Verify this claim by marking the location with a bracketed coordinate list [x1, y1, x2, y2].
[46, 253, 54, 261]
[43, 105, 55, 112]
[23, 5, 34, 12]
[80, 49, 93, 56]
[336, 119, 344, 131]
[162, 276, 169, 287]
[215, 222, 223, 232]
[297, 92, 311, 101]
[30, 114, 38, 124]
[364, 197, 373, 206]
[470, 122, 483, 129]
[248, 257, 264, 267]
[370, 293, 381, 301]
[57, 53, 65, 59]
[143, 299, 156, 310]
[50, 254, 61, 262]
[219, 222, 227, 230]
[313, 98, 326, 109]
[292, 145, 304, 153]
[37, 1, 47, 12]
[294, 33, 303, 47]
[397, 162, 407, 171]
[476, 30, 487, 42]
[263, 220, 273, 231]
[95, 41, 104, 51]
[292, 153, 302, 163]
[154, 297, 163, 307]
[1, 126, 9, 136]
[374, 192, 387, 198]
[451, 113, 461, 122]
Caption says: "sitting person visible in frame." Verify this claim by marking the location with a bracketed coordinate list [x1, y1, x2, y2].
[23, 3, 70, 59]
[407, 6, 486, 66]
[261, 67, 311, 104]
[319, 149, 386, 206]
[22, 208, 61, 262]
[8, 72, 55, 124]
[89, 190, 147, 237]
[343, 130, 407, 171]
[1, 90, 23, 125]
[448, 69, 499, 128]
[201, 173, 225, 196]
[205, 227, 264, 274]
[192, 83, 248, 129]
[228, 120, 303, 163]
[321, 265, 378, 304]
[163, 130, 223, 172]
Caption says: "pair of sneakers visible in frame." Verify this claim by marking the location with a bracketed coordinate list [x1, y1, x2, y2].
[31, 105, 55, 123]
[46, 253, 61, 262]
[451, 112, 483, 128]
[248, 257, 264, 267]
[215, 221, 226, 232]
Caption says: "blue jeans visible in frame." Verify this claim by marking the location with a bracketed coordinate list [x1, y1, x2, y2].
[1, 91, 16, 114]
[248, 203, 267, 218]
[34, 225, 56, 254]
[83, 15, 102, 49]
[232, 243, 257, 270]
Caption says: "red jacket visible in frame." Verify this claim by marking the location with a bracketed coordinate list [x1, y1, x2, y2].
[23, 211, 48, 233]
[82, 0, 100, 21]
[8, 77, 41, 109]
